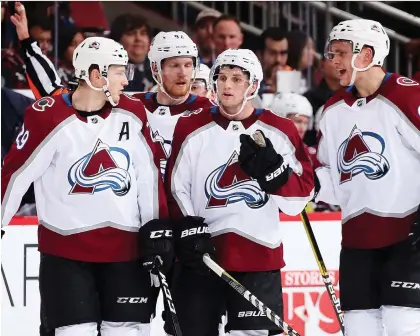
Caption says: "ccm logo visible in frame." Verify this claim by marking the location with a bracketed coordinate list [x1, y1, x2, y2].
[266, 163, 288, 181]
[181, 227, 210, 238]
[117, 297, 148, 303]
[238, 311, 266, 318]
[391, 281, 420, 290]
[150, 230, 172, 238]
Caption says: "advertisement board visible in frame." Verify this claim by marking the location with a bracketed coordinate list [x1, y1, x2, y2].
[1, 213, 343, 335]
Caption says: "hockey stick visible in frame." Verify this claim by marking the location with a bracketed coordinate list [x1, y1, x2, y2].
[300, 210, 345, 334]
[153, 257, 183, 336]
[203, 254, 301, 336]
[250, 130, 344, 333]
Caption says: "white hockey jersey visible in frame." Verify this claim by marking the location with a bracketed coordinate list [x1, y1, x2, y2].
[1, 93, 168, 262]
[133, 92, 213, 178]
[315, 73, 420, 249]
[166, 106, 314, 272]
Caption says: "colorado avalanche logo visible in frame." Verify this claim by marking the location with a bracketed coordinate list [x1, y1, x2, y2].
[68, 139, 131, 196]
[205, 151, 268, 209]
[337, 125, 390, 184]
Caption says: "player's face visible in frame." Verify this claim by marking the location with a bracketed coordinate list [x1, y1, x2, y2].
[286, 113, 309, 139]
[216, 66, 253, 109]
[191, 79, 208, 97]
[106, 65, 129, 104]
[160, 57, 194, 98]
[327, 40, 370, 87]
[326, 41, 355, 86]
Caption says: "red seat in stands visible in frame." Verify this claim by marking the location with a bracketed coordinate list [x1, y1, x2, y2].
[70, 1, 109, 32]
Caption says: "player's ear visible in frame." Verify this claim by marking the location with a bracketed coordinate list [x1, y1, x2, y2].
[362, 46, 374, 65]
[88, 64, 101, 84]
[248, 80, 258, 98]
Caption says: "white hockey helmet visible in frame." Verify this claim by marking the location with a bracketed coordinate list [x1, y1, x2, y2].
[325, 19, 390, 85]
[73, 37, 129, 106]
[148, 31, 199, 73]
[271, 93, 313, 119]
[210, 49, 263, 117]
[195, 63, 211, 89]
[210, 48, 263, 98]
[148, 31, 199, 101]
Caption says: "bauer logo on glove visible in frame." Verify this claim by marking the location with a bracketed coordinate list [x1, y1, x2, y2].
[238, 130, 293, 193]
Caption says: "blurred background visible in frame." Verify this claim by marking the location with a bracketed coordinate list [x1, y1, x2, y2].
[2, 1, 420, 213]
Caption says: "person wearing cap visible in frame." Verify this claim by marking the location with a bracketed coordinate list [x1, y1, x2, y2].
[193, 8, 221, 68]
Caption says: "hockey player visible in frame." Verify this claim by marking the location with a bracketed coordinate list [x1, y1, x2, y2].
[191, 63, 211, 98]
[138, 31, 214, 178]
[164, 49, 314, 336]
[317, 19, 420, 335]
[1, 37, 173, 336]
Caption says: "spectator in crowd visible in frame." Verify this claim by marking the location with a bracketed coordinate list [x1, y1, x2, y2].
[193, 9, 220, 68]
[53, 25, 85, 85]
[110, 13, 154, 91]
[286, 30, 316, 93]
[256, 27, 292, 95]
[303, 56, 342, 146]
[212, 15, 243, 61]
[2, 4, 28, 89]
[28, 18, 52, 56]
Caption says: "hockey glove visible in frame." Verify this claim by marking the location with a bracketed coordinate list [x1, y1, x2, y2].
[174, 216, 216, 274]
[238, 131, 293, 193]
[138, 219, 174, 277]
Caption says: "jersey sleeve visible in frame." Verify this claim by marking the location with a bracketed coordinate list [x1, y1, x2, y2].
[135, 104, 169, 222]
[164, 118, 196, 220]
[393, 86, 420, 155]
[1, 101, 59, 226]
[313, 113, 339, 205]
[20, 37, 65, 99]
[270, 125, 315, 216]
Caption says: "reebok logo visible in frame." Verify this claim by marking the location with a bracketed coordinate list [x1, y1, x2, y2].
[238, 311, 266, 318]
[391, 281, 420, 290]
[180, 226, 210, 238]
[117, 297, 148, 303]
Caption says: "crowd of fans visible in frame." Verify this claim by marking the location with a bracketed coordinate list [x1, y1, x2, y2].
[2, 2, 420, 214]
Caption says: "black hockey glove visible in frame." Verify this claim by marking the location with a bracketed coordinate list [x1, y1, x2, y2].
[1, 229, 4, 239]
[138, 219, 174, 274]
[174, 216, 216, 274]
[238, 131, 293, 193]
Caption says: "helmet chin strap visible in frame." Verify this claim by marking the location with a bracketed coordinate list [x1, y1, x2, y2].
[348, 54, 376, 87]
[216, 81, 253, 118]
[84, 76, 118, 106]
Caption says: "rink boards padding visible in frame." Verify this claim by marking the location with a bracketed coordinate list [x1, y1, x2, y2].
[2, 213, 343, 336]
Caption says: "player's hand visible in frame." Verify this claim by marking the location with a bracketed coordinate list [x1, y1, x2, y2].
[10, 2, 30, 41]
[174, 216, 216, 275]
[138, 219, 174, 278]
[238, 131, 293, 193]
[1, 229, 4, 239]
